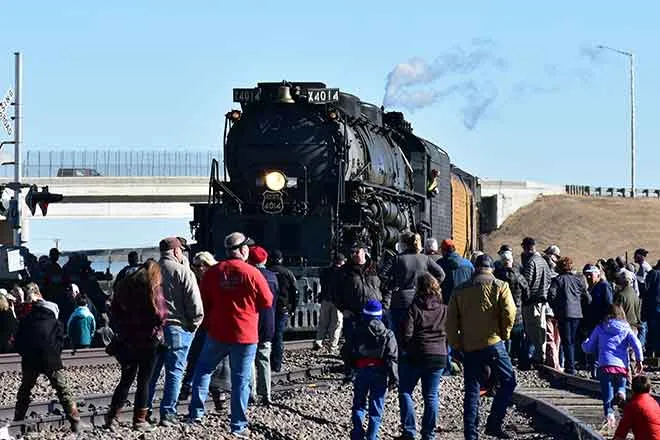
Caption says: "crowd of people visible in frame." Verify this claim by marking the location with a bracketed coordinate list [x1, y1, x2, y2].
[0, 248, 116, 355]
[317, 233, 659, 439]
[2, 231, 659, 439]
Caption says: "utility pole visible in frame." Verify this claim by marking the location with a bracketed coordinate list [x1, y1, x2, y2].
[597, 45, 636, 197]
[12, 52, 22, 245]
[629, 53, 636, 198]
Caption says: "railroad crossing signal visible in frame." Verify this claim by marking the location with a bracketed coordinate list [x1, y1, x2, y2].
[0, 89, 13, 136]
[25, 185, 63, 216]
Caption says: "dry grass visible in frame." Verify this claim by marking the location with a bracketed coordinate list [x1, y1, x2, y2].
[482, 195, 660, 268]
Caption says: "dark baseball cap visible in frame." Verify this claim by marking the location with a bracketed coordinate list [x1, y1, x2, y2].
[498, 244, 512, 254]
[475, 254, 494, 269]
[159, 236, 183, 252]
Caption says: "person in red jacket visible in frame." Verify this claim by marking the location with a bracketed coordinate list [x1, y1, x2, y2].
[187, 232, 273, 438]
[614, 374, 660, 440]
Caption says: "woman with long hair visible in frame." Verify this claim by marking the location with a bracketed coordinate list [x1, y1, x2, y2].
[398, 272, 448, 440]
[105, 260, 167, 431]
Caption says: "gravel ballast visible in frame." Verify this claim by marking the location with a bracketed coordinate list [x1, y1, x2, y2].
[3, 349, 563, 439]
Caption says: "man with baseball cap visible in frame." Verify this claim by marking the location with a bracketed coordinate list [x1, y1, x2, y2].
[147, 236, 204, 427]
[188, 232, 272, 438]
[520, 237, 551, 370]
[447, 254, 517, 439]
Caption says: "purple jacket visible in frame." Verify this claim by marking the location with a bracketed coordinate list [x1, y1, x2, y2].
[581, 318, 643, 370]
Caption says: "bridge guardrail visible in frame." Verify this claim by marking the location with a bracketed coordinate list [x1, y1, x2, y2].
[0, 149, 218, 178]
[565, 184, 660, 198]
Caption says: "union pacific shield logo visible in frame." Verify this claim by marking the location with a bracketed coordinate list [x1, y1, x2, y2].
[262, 190, 284, 214]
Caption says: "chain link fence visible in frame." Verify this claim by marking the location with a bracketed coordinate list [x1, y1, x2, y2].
[0, 149, 218, 177]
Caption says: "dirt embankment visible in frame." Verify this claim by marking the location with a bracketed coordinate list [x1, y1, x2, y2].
[482, 195, 660, 268]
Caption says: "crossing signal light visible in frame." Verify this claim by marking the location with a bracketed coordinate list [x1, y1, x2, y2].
[25, 185, 63, 216]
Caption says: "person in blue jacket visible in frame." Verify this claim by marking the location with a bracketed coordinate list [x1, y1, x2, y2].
[438, 239, 474, 305]
[67, 294, 96, 349]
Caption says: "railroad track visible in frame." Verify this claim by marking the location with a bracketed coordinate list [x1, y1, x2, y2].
[0, 339, 315, 373]
[0, 365, 338, 436]
[512, 365, 660, 440]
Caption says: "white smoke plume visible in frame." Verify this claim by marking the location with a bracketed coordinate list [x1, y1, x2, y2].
[383, 39, 507, 130]
[384, 41, 607, 130]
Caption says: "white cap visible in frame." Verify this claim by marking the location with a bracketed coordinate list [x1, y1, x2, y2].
[68, 283, 80, 297]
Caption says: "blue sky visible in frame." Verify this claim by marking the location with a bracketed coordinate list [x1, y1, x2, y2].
[1, 1, 658, 254]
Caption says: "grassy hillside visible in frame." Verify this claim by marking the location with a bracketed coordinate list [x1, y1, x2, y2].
[482, 195, 660, 267]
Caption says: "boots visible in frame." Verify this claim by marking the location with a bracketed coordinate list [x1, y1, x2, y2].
[66, 403, 82, 433]
[103, 403, 122, 429]
[133, 408, 156, 432]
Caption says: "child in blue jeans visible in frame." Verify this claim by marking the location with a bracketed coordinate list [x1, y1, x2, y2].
[581, 304, 643, 435]
[345, 300, 398, 440]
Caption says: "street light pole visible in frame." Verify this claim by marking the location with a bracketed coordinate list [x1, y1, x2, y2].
[597, 45, 636, 197]
[629, 53, 635, 198]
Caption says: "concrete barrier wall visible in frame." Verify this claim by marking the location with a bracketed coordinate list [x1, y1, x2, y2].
[480, 180, 565, 230]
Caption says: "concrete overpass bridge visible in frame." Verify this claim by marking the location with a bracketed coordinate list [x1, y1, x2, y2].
[1, 176, 209, 219]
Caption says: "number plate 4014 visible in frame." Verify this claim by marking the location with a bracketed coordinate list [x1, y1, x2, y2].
[307, 88, 339, 104]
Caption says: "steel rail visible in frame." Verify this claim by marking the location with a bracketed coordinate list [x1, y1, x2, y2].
[0, 339, 316, 373]
[0, 365, 337, 435]
[512, 366, 660, 440]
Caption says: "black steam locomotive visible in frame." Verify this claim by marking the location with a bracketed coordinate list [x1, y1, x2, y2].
[190, 81, 478, 273]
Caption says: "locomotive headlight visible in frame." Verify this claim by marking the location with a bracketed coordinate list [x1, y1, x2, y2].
[265, 171, 287, 191]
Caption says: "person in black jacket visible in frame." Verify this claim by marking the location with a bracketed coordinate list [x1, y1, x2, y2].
[113, 251, 140, 290]
[0, 292, 17, 353]
[337, 243, 383, 379]
[398, 273, 448, 440]
[548, 257, 591, 374]
[268, 250, 298, 372]
[248, 246, 278, 406]
[346, 300, 398, 440]
[13, 282, 81, 433]
[380, 232, 445, 341]
[520, 237, 552, 369]
[494, 250, 529, 362]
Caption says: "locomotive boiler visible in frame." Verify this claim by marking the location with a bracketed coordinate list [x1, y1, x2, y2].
[190, 81, 478, 273]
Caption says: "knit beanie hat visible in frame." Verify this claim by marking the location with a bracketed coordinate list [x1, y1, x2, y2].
[362, 300, 383, 320]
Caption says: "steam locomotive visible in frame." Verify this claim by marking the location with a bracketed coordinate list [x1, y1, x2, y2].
[190, 81, 479, 274]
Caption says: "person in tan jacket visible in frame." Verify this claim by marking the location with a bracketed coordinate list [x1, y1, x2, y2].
[447, 254, 517, 440]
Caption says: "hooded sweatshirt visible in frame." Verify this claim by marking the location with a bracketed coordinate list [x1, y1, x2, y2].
[400, 295, 448, 368]
[581, 319, 643, 370]
[67, 305, 96, 347]
[347, 317, 398, 386]
[14, 301, 65, 372]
